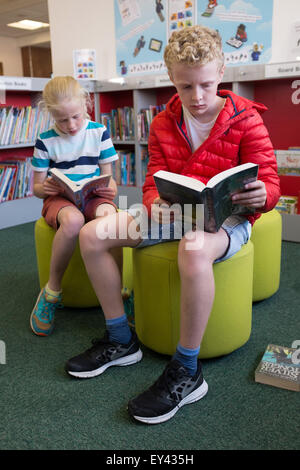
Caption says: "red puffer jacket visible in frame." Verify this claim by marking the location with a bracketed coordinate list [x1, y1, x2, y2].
[143, 90, 281, 225]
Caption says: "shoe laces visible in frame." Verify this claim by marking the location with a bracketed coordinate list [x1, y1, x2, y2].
[37, 295, 59, 322]
[87, 334, 115, 360]
[152, 361, 187, 397]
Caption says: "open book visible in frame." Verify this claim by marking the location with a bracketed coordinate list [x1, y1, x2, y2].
[153, 162, 259, 232]
[49, 168, 111, 211]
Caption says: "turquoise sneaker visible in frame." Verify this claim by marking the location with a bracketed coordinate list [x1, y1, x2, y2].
[30, 287, 62, 336]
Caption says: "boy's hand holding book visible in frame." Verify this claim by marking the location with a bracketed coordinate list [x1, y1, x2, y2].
[152, 197, 182, 224]
[231, 179, 267, 209]
[43, 176, 64, 197]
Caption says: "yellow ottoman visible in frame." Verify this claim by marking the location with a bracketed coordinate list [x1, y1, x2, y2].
[250, 210, 282, 302]
[133, 240, 254, 359]
[34, 217, 133, 308]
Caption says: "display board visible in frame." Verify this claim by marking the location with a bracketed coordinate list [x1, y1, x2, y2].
[114, 0, 273, 76]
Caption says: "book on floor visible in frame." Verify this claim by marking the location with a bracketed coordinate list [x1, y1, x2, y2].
[49, 168, 111, 211]
[255, 344, 300, 392]
[153, 162, 259, 232]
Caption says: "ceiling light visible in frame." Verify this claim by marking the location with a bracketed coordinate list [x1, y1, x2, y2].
[7, 20, 49, 30]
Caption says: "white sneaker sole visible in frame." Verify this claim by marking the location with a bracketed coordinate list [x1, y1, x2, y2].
[131, 379, 208, 424]
[67, 348, 143, 378]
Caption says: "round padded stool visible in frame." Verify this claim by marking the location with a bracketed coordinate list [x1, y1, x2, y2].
[34, 217, 133, 308]
[133, 240, 254, 359]
[250, 209, 282, 302]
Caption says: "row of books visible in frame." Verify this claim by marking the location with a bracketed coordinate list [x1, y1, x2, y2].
[137, 104, 166, 141]
[100, 107, 134, 142]
[276, 149, 300, 175]
[0, 106, 54, 147]
[275, 195, 299, 215]
[99, 103, 166, 143]
[113, 150, 135, 186]
[0, 159, 33, 203]
[140, 147, 149, 183]
[275, 148, 300, 216]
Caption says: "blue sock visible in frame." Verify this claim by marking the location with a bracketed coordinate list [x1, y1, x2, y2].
[106, 314, 132, 344]
[173, 343, 200, 377]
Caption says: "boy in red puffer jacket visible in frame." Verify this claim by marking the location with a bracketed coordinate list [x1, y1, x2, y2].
[66, 25, 280, 424]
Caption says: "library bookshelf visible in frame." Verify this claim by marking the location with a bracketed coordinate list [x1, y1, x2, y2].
[1, 63, 300, 240]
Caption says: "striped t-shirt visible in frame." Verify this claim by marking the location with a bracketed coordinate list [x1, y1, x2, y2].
[31, 119, 118, 183]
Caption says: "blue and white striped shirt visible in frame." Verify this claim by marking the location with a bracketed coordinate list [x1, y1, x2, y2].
[31, 119, 118, 183]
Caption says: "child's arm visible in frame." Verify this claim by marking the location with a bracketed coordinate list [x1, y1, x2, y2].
[237, 112, 280, 212]
[93, 163, 117, 200]
[33, 171, 62, 199]
[143, 117, 171, 215]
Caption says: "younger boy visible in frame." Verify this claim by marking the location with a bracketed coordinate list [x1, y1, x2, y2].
[66, 26, 280, 424]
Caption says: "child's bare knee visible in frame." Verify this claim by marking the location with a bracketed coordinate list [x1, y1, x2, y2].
[59, 212, 85, 238]
[79, 223, 98, 252]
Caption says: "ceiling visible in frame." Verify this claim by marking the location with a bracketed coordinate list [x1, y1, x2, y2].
[0, 0, 49, 38]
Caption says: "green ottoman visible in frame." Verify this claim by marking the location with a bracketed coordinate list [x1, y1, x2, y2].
[251, 210, 282, 302]
[34, 217, 133, 308]
[133, 240, 254, 359]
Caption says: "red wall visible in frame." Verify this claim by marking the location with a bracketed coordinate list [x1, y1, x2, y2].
[254, 78, 300, 150]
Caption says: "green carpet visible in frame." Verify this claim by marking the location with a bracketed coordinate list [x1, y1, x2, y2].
[0, 222, 299, 450]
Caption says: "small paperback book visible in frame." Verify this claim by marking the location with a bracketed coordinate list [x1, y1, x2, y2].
[49, 168, 111, 211]
[153, 162, 258, 232]
[255, 344, 300, 392]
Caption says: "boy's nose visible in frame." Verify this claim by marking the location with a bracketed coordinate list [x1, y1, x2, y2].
[192, 88, 203, 102]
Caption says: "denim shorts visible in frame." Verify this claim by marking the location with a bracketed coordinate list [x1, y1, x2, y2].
[128, 208, 251, 264]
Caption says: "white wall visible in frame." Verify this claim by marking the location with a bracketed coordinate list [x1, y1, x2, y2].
[0, 36, 23, 76]
[271, 0, 300, 62]
[48, 0, 116, 79]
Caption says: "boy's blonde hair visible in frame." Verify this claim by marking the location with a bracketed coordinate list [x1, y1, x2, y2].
[164, 25, 224, 72]
[41, 76, 91, 117]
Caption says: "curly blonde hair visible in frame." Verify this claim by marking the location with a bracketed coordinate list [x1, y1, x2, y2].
[41, 76, 92, 118]
[164, 25, 224, 72]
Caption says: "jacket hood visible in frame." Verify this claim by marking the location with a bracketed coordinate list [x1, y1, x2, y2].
[166, 89, 268, 124]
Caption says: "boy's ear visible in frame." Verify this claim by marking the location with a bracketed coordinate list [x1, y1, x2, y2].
[168, 70, 174, 83]
[218, 64, 225, 82]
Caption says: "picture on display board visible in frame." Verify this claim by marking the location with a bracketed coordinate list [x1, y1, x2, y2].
[73, 49, 97, 80]
[199, 0, 273, 66]
[114, 0, 273, 77]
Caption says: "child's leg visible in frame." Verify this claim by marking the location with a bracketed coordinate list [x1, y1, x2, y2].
[48, 206, 85, 291]
[66, 211, 143, 377]
[79, 211, 141, 320]
[177, 228, 229, 349]
[128, 229, 229, 425]
[30, 205, 85, 336]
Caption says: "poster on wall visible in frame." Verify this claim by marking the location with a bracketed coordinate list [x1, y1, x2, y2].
[73, 49, 97, 80]
[198, 0, 273, 67]
[114, 0, 273, 77]
[115, 0, 168, 76]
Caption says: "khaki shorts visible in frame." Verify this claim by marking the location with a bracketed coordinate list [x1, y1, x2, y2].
[42, 195, 118, 230]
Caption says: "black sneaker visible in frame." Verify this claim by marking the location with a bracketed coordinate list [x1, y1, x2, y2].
[65, 330, 142, 378]
[128, 359, 208, 424]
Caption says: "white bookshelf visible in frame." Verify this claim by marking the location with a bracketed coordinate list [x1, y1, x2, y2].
[0, 196, 42, 229]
